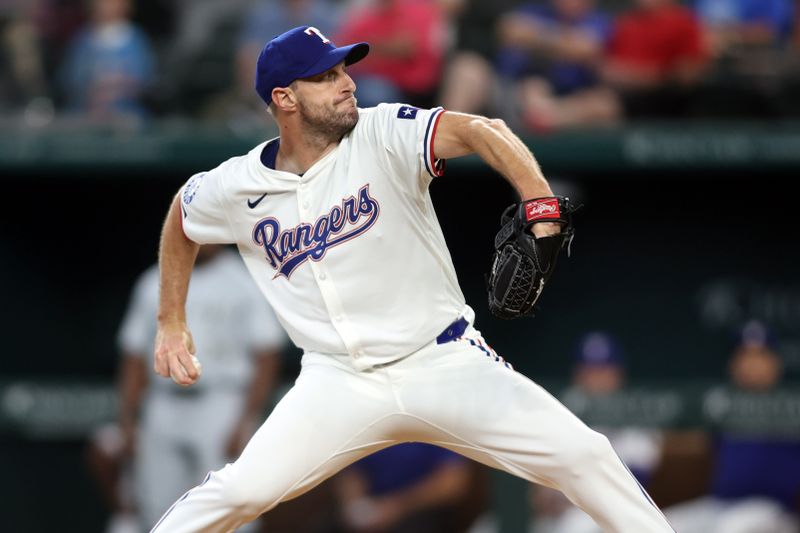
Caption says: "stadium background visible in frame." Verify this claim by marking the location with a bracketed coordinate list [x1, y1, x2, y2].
[1, 0, 799, 531]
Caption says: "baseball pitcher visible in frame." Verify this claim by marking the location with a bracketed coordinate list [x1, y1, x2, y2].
[151, 26, 674, 533]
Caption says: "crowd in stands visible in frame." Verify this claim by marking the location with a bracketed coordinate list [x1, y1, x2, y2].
[2, 0, 800, 131]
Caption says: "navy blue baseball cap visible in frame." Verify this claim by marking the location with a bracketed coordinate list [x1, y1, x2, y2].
[574, 332, 624, 367]
[737, 319, 778, 350]
[255, 25, 370, 105]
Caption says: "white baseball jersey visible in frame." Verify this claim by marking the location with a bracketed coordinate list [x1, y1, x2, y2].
[179, 103, 472, 369]
[118, 249, 286, 392]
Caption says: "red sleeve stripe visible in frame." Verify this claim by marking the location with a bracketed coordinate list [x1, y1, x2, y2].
[423, 107, 446, 178]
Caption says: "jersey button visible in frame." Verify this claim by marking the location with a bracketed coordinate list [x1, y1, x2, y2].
[302, 201, 309, 209]
[318, 273, 326, 280]
[334, 315, 342, 322]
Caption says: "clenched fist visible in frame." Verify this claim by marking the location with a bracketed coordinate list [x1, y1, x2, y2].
[154, 322, 202, 386]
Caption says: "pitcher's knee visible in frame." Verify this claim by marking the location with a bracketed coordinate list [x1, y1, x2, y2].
[555, 428, 616, 476]
[217, 468, 279, 518]
[221, 486, 268, 518]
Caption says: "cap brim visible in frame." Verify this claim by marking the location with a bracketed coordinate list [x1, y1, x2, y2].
[296, 42, 370, 81]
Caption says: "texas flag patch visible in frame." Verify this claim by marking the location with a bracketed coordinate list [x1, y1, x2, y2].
[397, 105, 419, 119]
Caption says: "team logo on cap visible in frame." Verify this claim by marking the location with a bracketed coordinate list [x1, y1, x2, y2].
[252, 184, 380, 279]
[304, 26, 330, 43]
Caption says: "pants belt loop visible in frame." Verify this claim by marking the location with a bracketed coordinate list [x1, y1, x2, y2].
[436, 317, 469, 345]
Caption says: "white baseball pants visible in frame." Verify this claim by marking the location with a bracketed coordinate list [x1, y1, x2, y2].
[151, 326, 674, 532]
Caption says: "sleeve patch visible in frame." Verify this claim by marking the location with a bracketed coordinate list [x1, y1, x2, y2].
[397, 105, 419, 119]
[182, 172, 206, 205]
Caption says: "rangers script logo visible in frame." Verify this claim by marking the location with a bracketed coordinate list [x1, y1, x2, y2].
[252, 184, 380, 278]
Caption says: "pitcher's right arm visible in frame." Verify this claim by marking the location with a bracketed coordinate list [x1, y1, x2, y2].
[153, 193, 200, 386]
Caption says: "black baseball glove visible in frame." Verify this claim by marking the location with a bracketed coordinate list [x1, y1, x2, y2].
[487, 196, 577, 319]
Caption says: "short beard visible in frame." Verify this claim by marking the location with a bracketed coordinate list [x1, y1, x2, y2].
[297, 98, 359, 143]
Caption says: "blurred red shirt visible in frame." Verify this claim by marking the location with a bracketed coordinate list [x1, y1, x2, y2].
[335, 0, 446, 94]
[607, 4, 706, 77]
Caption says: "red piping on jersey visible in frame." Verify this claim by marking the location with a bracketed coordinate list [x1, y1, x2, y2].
[430, 109, 445, 177]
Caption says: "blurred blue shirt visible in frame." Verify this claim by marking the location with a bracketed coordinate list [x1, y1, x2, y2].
[711, 436, 800, 510]
[60, 23, 155, 117]
[495, 3, 611, 95]
[694, 0, 794, 42]
[352, 443, 465, 497]
[238, 0, 342, 49]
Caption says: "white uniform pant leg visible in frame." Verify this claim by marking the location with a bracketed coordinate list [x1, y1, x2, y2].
[149, 354, 403, 533]
[397, 329, 675, 533]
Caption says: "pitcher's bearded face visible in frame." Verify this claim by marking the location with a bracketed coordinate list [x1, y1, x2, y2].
[297, 93, 359, 139]
[294, 62, 359, 139]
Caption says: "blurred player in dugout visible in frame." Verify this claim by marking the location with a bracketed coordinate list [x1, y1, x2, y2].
[664, 320, 800, 533]
[467, 332, 664, 533]
[86, 244, 288, 532]
[528, 332, 664, 533]
[330, 442, 476, 533]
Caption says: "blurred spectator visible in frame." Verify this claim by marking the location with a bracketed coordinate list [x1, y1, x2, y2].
[527, 331, 664, 533]
[563, 332, 663, 486]
[689, 0, 795, 118]
[795, 0, 800, 48]
[602, 0, 709, 119]
[437, 0, 512, 117]
[467, 331, 664, 533]
[664, 320, 800, 533]
[85, 423, 140, 533]
[335, 0, 449, 108]
[0, 0, 50, 115]
[438, 50, 501, 118]
[441, 0, 619, 131]
[58, 0, 155, 123]
[36, 0, 88, 60]
[201, 0, 342, 128]
[106, 244, 287, 531]
[0, 0, 90, 127]
[330, 442, 472, 533]
[695, 0, 794, 54]
[165, 0, 250, 67]
[445, 0, 511, 59]
[495, 0, 620, 131]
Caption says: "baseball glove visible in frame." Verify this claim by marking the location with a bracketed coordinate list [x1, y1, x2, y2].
[487, 196, 577, 319]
